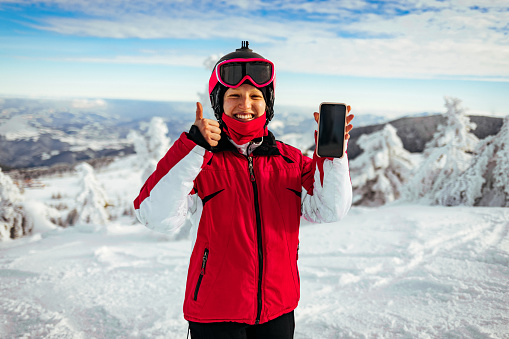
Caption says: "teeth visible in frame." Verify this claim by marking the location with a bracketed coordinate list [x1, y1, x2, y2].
[236, 114, 253, 119]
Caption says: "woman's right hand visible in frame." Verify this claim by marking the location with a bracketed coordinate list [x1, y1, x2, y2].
[193, 102, 222, 147]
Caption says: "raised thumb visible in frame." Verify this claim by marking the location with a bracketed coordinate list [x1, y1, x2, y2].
[195, 102, 204, 121]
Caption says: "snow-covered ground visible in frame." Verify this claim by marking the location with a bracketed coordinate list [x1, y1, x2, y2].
[1, 157, 509, 338]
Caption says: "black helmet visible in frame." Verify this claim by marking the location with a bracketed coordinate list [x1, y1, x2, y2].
[208, 41, 275, 126]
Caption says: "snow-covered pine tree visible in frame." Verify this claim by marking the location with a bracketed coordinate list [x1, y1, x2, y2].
[350, 124, 415, 206]
[439, 116, 509, 207]
[128, 116, 171, 182]
[403, 97, 479, 204]
[74, 163, 109, 225]
[0, 169, 33, 240]
[146, 117, 171, 161]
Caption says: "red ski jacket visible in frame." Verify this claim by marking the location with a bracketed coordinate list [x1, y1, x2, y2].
[134, 128, 352, 325]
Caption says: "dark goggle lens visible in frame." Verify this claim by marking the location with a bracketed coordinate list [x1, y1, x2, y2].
[220, 61, 273, 86]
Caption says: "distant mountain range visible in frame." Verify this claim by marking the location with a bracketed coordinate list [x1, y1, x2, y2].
[347, 114, 504, 159]
[0, 97, 503, 171]
[0, 98, 194, 169]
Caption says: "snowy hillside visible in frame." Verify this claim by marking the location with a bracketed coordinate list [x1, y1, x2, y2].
[0, 155, 508, 338]
[1, 95, 508, 337]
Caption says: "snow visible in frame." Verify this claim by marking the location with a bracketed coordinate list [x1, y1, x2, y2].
[350, 124, 415, 206]
[439, 116, 509, 207]
[1, 159, 508, 338]
[279, 132, 315, 155]
[128, 117, 171, 183]
[346, 96, 509, 208]
[0, 115, 40, 141]
[74, 163, 109, 225]
[403, 97, 479, 204]
[0, 169, 33, 240]
[2, 95, 509, 337]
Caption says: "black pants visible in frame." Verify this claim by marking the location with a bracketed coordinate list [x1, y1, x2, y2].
[188, 311, 295, 339]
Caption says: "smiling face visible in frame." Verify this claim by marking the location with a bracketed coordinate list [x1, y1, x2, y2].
[223, 83, 266, 122]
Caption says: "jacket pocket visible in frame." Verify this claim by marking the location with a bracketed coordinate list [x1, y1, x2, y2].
[193, 248, 209, 301]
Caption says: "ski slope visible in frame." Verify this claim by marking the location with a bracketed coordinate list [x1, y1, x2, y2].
[1, 162, 508, 338]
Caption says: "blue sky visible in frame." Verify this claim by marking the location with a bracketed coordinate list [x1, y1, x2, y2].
[1, 0, 508, 118]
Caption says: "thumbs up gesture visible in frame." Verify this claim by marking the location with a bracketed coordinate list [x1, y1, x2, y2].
[193, 102, 222, 147]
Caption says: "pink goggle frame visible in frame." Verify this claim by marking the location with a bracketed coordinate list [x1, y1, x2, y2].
[208, 58, 276, 95]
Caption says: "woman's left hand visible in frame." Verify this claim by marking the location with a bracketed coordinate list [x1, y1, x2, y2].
[313, 105, 354, 140]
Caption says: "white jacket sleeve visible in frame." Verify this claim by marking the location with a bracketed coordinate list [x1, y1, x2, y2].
[133, 132, 212, 234]
[301, 154, 352, 223]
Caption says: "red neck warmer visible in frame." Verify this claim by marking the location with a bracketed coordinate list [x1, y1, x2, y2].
[222, 112, 268, 145]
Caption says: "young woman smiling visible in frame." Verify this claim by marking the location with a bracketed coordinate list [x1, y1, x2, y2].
[134, 41, 354, 339]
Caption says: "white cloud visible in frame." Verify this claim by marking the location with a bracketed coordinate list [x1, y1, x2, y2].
[71, 98, 106, 108]
[6, 0, 509, 80]
[50, 51, 206, 67]
[270, 36, 509, 80]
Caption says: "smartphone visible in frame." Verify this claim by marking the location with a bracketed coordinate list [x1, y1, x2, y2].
[316, 102, 347, 158]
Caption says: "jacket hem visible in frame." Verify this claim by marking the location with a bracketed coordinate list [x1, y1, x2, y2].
[184, 304, 298, 325]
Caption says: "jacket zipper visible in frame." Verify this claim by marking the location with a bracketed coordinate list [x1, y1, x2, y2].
[248, 156, 264, 324]
[193, 248, 209, 301]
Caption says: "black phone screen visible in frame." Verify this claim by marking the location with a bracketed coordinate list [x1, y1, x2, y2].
[317, 103, 346, 158]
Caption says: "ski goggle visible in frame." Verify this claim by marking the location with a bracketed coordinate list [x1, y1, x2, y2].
[209, 58, 275, 95]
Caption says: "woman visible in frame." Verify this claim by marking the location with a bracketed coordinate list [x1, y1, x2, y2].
[134, 41, 354, 339]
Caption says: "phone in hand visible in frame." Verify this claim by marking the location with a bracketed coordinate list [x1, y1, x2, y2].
[316, 102, 347, 158]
